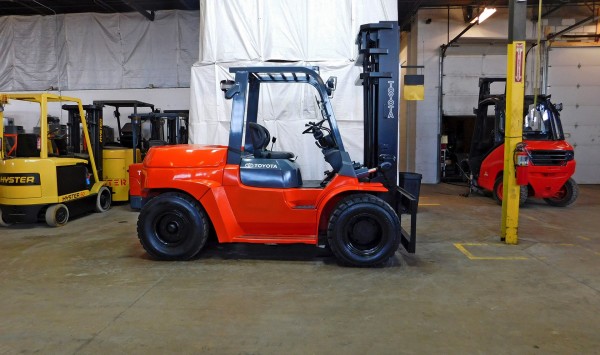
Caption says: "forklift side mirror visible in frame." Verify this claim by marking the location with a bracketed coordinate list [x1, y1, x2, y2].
[220, 80, 240, 100]
[326, 77, 337, 97]
[220, 80, 235, 92]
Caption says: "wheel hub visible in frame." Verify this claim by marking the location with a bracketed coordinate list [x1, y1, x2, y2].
[345, 215, 382, 253]
[156, 212, 186, 245]
[56, 208, 68, 223]
[166, 221, 179, 234]
[351, 219, 378, 245]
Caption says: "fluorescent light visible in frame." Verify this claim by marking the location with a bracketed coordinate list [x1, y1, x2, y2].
[478, 7, 496, 24]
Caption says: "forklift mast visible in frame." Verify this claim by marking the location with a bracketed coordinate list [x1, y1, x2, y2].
[478, 77, 506, 101]
[359, 22, 418, 253]
[129, 111, 190, 147]
[358, 21, 400, 198]
[62, 104, 103, 179]
[93, 100, 154, 164]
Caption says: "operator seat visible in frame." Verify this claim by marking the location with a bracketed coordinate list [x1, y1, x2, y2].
[247, 122, 295, 160]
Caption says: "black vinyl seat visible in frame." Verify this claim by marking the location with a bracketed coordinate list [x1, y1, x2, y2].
[15, 134, 40, 157]
[247, 122, 295, 160]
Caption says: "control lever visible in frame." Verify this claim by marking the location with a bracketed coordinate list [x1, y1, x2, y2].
[378, 154, 396, 171]
[379, 161, 393, 171]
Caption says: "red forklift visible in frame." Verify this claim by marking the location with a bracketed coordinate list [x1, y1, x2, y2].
[135, 22, 420, 267]
[466, 77, 577, 206]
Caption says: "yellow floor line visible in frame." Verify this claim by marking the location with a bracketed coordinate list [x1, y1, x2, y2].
[454, 243, 529, 260]
[419, 203, 440, 206]
[455, 242, 600, 260]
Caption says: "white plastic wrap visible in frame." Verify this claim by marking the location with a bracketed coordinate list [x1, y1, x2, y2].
[0, 10, 199, 91]
[190, 0, 397, 179]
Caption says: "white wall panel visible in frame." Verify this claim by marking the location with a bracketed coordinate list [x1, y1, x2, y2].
[548, 66, 600, 86]
[549, 86, 600, 106]
[547, 47, 600, 184]
[442, 54, 506, 116]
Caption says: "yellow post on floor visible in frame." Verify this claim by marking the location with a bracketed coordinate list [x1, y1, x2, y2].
[501, 0, 527, 244]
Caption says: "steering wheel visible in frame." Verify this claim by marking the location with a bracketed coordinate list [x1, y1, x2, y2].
[303, 119, 336, 150]
[302, 119, 326, 135]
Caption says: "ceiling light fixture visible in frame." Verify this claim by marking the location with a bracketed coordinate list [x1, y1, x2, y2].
[470, 7, 497, 24]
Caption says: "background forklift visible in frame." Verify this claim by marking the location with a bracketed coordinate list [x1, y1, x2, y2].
[465, 77, 577, 206]
[127, 109, 189, 209]
[135, 22, 419, 267]
[93, 100, 154, 202]
[0, 93, 111, 227]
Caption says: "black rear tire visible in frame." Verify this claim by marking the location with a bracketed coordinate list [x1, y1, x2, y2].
[493, 176, 528, 206]
[544, 178, 578, 207]
[95, 186, 112, 212]
[137, 192, 209, 260]
[327, 194, 400, 267]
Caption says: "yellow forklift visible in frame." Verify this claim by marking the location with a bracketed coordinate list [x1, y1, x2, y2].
[93, 100, 153, 202]
[0, 93, 111, 227]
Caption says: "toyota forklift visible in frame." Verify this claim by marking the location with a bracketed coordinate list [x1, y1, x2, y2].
[465, 77, 577, 206]
[135, 22, 419, 267]
[0, 93, 112, 227]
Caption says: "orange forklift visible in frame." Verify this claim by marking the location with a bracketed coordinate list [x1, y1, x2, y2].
[135, 22, 419, 266]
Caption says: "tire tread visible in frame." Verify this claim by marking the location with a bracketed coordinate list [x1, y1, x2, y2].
[137, 192, 209, 260]
[327, 194, 400, 267]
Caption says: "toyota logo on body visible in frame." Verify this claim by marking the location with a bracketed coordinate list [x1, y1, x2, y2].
[243, 162, 278, 169]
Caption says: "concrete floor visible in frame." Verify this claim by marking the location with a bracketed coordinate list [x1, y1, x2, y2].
[1, 183, 599, 354]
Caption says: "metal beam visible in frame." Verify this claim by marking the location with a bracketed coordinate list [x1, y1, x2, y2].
[122, 0, 155, 21]
[540, 3, 566, 19]
[547, 13, 600, 41]
[13, 0, 48, 15]
[94, 0, 119, 12]
[441, 21, 477, 56]
[177, 0, 196, 10]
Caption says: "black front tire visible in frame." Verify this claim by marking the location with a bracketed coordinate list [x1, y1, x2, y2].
[45, 204, 69, 227]
[327, 194, 400, 267]
[137, 192, 210, 260]
[493, 176, 528, 206]
[544, 178, 579, 207]
[95, 186, 112, 212]
[0, 208, 13, 227]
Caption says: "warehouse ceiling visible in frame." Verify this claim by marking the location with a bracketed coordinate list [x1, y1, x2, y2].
[0, 0, 592, 26]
